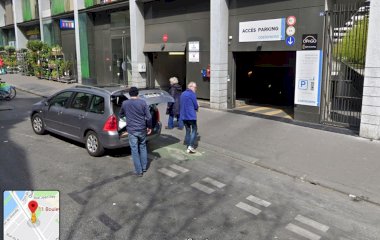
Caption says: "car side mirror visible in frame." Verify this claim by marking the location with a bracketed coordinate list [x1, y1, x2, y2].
[44, 101, 49, 106]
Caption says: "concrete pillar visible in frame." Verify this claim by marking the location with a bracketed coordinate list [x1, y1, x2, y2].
[210, 0, 228, 110]
[129, 0, 146, 88]
[360, 1, 380, 140]
[12, 0, 28, 49]
[73, 0, 82, 84]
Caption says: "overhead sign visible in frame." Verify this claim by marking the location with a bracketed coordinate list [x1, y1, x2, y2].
[60, 19, 74, 29]
[302, 34, 318, 50]
[286, 16, 296, 26]
[286, 36, 295, 46]
[286, 26, 296, 36]
[239, 18, 285, 42]
[294, 50, 323, 106]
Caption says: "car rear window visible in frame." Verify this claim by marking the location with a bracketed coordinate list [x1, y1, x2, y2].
[111, 95, 128, 117]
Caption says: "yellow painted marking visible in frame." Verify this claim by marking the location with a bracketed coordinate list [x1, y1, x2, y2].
[264, 109, 284, 116]
[282, 114, 293, 119]
[247, 107, 273, 113]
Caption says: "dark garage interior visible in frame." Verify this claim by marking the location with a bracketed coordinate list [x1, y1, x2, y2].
[235, 51, 296, 107]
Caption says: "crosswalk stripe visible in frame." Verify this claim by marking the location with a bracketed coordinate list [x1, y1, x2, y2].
[235, 202, 261, 215]
[286, 223, 321, 240]
[295, 215, 329, 232]
[246, 195, 271, 207]
[191, 182, 215, 194]
[202, 177, 226, 188]
[158, 168, 178, 178]
[169, 164, 189, 173]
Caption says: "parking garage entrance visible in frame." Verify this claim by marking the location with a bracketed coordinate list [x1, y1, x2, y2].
[234, 51, 296, 119]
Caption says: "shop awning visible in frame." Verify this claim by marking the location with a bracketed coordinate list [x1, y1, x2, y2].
[17, 19, 40, 27]
[0, 24, 15, 30]
[143, 43, 186, 52]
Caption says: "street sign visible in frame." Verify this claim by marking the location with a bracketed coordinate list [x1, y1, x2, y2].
[286, 16, 296, 26]
[286, 36, 295, 46]
[286, 26, 296, 36]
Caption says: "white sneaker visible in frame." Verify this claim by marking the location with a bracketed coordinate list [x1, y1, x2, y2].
[187, 146, 196, 153]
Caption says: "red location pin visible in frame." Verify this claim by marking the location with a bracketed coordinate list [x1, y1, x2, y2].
[28, 201, 38, 213]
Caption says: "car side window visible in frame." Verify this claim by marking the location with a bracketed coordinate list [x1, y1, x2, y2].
[70, 92, 92, 111]
[88, 95, 105, 114]
[49, 91, 73, 107]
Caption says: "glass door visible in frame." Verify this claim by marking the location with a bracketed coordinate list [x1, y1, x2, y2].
[111, 35, 131, 86]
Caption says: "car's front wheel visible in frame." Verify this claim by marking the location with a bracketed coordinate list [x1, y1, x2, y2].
[32, 113, 46, 135]
[85, 131, 105, 157]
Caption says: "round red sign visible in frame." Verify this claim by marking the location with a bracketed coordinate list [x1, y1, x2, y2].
[162, 34, 168, 43]
[286, 16, 296, 26]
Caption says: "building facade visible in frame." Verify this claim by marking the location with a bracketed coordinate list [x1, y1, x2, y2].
[0, 0, 379, 140]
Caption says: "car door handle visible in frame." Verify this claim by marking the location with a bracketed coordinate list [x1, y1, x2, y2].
[79, 115, 85, 119]
[58, 111, 63, 115]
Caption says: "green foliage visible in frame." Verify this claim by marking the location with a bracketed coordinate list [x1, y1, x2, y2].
[335, 18, 369, 66]
[27, 40, 44, 52]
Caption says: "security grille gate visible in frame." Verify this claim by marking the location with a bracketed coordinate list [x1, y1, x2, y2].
[322, 1, 370, 129]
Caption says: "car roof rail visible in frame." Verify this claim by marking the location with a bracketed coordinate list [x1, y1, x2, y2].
[75, 85, 105, 91]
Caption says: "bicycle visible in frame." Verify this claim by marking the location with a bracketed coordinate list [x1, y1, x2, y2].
[0, 79, 16, 101]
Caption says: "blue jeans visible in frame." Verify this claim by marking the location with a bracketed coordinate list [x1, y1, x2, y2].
[128, 131, 148, 174]
[168, 114, 184, 129]
[183, 120, 197, 148]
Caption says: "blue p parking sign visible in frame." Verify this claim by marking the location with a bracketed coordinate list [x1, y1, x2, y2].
[299, 80, 308, 90]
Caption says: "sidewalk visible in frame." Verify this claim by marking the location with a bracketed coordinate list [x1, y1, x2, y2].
[4, 73, 380, 205]
[1, 73, 76, 97]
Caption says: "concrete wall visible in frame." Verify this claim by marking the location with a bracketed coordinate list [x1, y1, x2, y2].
[360, 0, 380, 140]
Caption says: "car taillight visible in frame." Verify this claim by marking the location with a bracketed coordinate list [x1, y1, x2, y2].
[103, 115, 117, 131]
[155, 109, 160, 122]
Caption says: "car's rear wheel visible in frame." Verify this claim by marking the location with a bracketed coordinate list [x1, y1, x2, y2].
[85, 131, 105, 157]
[32, 113, 46, 135]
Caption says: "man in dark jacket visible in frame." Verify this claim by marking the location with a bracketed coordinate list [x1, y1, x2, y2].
[120, 87, 152, 176]
[180, 82, 198, 153]
[166, 77, 184, 130]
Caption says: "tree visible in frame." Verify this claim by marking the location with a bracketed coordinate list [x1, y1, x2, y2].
[336, 18, 369, 67]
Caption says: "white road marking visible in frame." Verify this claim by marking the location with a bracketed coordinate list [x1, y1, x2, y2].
[169, 164, 189, 173]
[235, 202, 261, 215]
[286, 223, 321, 240]
[295, 215, 329, 232]
[158, 168, 178, 178]
[191, 182, 215, 194]
[246, 195, 271, 207]
[202, 177, 226, 188]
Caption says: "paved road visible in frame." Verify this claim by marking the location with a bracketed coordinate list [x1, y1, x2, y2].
[1, 91, 380, 240]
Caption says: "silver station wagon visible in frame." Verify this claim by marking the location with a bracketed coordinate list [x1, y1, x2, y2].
[30, 85, 173, 157]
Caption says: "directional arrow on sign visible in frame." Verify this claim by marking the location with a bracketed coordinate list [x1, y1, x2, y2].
[286, 36, 295, 46]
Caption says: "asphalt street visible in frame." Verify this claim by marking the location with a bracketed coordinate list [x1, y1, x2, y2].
[1, 91, 380, 240]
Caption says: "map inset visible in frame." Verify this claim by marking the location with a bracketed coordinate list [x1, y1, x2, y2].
[3, 190, 59, 240]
